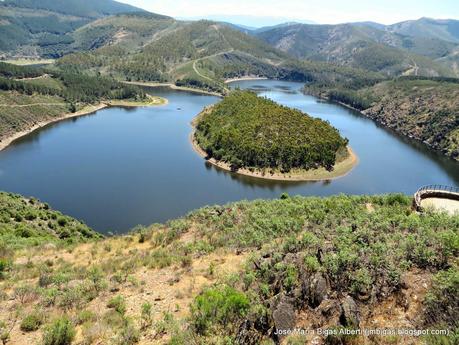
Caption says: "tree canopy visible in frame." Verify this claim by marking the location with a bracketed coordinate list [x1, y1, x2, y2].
[194, 91, 348, 172]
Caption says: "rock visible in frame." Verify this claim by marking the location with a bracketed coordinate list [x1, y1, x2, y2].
[310, 273, 329, 308]
[340, 296, 360, 328]
[271, 296, 296, 338]
[317, 299, 340, 318]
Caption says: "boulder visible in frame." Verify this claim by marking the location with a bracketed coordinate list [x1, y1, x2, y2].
[310, 273, 329, 307]
[271, 296, 296, 338]
[340, 296, 360, 328]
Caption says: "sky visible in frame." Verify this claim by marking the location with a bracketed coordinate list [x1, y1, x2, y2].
[117, 0, 459, 27]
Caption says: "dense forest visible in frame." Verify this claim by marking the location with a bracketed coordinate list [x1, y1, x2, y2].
[0, 62, 146, 103]
[0, 193, 457, 344]
[194, 91, 349, 172]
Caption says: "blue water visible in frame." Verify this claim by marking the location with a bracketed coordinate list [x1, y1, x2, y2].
[0, 80, 457, 233]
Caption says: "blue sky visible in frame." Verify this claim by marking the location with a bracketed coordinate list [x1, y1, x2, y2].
[118, 0, 459, 26]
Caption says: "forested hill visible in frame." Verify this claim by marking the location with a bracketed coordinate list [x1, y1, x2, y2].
[56, 18, 290, 93]
[0, 0, 146, 18]
[194, 91, 349, 172]
[0, 0, 153, 57]
[0, 62, 148, 142]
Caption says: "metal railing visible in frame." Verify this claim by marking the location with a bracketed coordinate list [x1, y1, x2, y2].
[414, 184, 459, 210]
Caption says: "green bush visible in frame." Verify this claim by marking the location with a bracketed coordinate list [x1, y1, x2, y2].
[191, 285, 250, 334]
[20, 311, 44, 332]
[42, 317, 75, 345]
[107, 295, 127, 315]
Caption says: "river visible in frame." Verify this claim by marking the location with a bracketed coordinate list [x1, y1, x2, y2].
[0, 80, 457, 233]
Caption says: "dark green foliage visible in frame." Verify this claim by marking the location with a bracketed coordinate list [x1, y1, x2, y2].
[42, 316, 75, 345]
[1, 0, 145, 19]
[191, 285, 250, 334]
[195, 91, 348, 172]
[305, 75, 459, 161]
[0, 62, 43, 78]
[0, 64, 146, 103]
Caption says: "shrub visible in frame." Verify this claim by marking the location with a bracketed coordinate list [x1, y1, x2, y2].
[191, 285, 250, 334]
[107, 295, 126, 315]
[57, 217, 68, 227]
[75, 310, 96, 325]
[140, 302, 152, 330]
[424, 267, 459, 328]
[20, 311, 44, 332]
[115, 322, 140, 345]
[42, 317, 75, 345]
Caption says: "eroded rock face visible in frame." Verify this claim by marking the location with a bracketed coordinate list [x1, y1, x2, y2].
[340, 296, 360, 328]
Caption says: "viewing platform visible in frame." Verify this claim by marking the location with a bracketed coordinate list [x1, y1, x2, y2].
[414, 185, 459, 215]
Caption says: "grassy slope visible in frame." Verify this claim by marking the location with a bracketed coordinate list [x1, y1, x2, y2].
[0, 194, 457, 344]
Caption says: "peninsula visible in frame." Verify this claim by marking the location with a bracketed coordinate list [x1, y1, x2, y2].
[192, 91, 356, 181]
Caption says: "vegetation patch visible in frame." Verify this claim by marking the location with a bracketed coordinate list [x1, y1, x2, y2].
[194, 90, 349, 173]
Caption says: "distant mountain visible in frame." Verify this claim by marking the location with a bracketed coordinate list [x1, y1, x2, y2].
[254, 22, 303, 34]
[386, 18, 459, 43]
[254, 22, 456, 77]
[178, 15, 315, 28]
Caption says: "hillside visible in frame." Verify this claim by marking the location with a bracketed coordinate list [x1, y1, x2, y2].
[304, 76, 459, 161]
[0, 62, 161, 146]
[386, 18, 459, 43]
[0, 193, 457, 344]
[194, 91, 350, 177]
[0, 192, 100, 249]
[255, 22, 456, 77]
[56, 18, 290, 93]
[0, 0, 148, 58]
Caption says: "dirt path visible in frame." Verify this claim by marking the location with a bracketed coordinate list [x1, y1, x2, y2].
[0, 102, 65, 107]
[13, 73, 50, 81]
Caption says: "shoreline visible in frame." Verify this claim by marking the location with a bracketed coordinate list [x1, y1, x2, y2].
[0, 96, 168, 152]
[190, 113, 358, 181]
[224, 76, 269, 84]
[123, 81, 224, 97]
